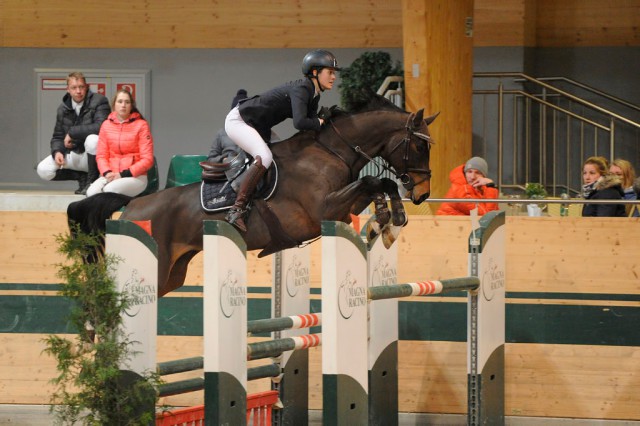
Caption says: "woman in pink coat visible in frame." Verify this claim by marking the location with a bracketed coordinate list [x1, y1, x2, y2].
[86, 90, 154, 197]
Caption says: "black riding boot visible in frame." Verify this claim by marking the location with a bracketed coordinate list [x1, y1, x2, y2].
[75, 172, 90, 195]
[50, 168, 89, 195]
[226, 156, 267, 232]
[87, 154, 100, 184]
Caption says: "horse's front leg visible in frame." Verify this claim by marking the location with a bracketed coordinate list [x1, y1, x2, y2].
[323, 176, 390, 225]
[381, 177, 407, 227]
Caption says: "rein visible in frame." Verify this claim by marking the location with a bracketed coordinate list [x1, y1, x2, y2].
[324, 113, 432, 189]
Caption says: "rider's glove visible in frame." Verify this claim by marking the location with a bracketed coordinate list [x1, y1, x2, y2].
[318, 106, 332, 121]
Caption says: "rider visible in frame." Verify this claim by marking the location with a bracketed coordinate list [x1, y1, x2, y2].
[224, 49, 340, 231]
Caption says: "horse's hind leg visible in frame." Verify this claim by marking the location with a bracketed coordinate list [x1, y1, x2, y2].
[158, 251, 199, 297]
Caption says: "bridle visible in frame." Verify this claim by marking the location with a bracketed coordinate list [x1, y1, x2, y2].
[324, 112, 433, 190]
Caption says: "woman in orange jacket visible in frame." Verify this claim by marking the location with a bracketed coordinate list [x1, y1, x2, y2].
[86, 89, 154, 197]
[436, 156, 499, 215]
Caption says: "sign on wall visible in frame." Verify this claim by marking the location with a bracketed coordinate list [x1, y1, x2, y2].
[35, 69, 150, 163]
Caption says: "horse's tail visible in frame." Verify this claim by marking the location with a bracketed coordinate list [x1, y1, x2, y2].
[67, 193, 133, 261]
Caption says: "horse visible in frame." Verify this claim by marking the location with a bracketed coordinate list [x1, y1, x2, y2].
[67, 96, 436, 297]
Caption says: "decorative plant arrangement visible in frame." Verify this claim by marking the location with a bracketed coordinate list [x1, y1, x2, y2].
[524, 182, 548, 199]
[339, 51, 403, 111]
[524, 183, 548, 216]
[43, 227, 160, 425]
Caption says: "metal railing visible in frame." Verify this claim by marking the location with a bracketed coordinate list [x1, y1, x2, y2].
[473, 72, 640, 196]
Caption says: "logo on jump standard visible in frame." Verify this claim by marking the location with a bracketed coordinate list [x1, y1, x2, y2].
[122, 269, 156, 317]
[482, 258, 505, 301]
[337, 270, 367, 319]
[285, 254, 310, 298]
[371, 254, 397, 287]
[220, 270, 246, 318]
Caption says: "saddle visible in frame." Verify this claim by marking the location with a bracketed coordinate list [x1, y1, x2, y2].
[199, 156, 278, 212]
[200, 153, 247, 182]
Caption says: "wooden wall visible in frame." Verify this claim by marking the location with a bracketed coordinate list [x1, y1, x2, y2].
[1, 0, 638, 48]
[1, 211, 639, 420]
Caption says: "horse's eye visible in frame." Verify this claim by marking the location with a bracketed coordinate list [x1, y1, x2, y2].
[415, 143, 426, 154]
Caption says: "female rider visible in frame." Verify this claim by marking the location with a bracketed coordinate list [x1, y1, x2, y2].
[224, 49, 340, 231]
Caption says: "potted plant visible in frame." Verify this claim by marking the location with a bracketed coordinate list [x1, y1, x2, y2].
[524, 183, 548, 216]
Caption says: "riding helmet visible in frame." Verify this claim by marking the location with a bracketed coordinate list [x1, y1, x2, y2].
[302, 50, 341, 76]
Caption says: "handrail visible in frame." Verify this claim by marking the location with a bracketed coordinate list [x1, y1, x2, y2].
[474, 72, 640, 129]
[530, 77, 640, 113]
[474, 89, 610, 131]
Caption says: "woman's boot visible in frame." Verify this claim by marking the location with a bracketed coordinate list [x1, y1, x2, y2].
[226, 156, 267, 232]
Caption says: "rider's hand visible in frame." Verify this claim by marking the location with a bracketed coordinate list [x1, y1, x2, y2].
[318, 106, 332, 120]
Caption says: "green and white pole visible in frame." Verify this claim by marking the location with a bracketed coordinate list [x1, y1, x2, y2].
[106, 220, 158, 377]
[203, 220, 247, 424]
[364, 222, 399, 426]
[322, 221, 369, 425]
[467, 210, 506, 425]
[105, 220, 158, 419]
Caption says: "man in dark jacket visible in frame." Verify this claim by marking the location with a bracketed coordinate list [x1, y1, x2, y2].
[36, 72, 110, 194]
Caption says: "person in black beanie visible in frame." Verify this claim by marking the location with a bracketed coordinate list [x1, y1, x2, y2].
[231, 89, 248, 109]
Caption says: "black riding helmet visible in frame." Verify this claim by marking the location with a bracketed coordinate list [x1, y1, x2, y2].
[302, 50, 340, 91]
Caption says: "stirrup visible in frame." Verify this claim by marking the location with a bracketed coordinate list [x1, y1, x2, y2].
[226, 208, 248, 232]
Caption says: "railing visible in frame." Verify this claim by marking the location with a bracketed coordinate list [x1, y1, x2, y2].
[361, 73, 640, 199]
[473, 72, 640, 196]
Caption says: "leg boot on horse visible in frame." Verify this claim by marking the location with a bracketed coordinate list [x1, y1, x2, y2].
[226, 155, 267, 232]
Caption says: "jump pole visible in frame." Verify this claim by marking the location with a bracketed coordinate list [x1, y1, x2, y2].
[105, 219, 158, 417]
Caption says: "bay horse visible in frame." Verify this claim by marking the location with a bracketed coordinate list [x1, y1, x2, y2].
[67, 96, 436, 297]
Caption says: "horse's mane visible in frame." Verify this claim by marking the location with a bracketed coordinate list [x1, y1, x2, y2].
[330, 93, 404, 120]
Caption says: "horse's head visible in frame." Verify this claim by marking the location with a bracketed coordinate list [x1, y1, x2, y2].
[383, 109, 437, 204]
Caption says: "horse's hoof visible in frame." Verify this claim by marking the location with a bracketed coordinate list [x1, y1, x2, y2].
[392, 208, 408, 227]
[366, 220, 381, 243]
[381, 225, 402, 249]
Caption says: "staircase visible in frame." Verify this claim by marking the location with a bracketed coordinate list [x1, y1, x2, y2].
[473, 73, 640, 196]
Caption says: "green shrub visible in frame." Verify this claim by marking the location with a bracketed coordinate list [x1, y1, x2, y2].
[43, 227, 160, 425]
[339, 51, 403, 111]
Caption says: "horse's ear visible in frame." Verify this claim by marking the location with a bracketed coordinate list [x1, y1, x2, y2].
[424, 112, 440, 126]
[412, 109, 424, 127]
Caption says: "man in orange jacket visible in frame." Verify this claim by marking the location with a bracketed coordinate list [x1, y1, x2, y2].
[437, 156, 499, 215]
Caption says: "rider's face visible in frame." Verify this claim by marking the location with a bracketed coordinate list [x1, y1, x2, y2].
[316, 68, 337, 91]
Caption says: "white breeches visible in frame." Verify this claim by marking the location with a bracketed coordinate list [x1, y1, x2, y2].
[85, 175, 148, 198]
[36, 134, 99, 180]
[225, 107, 273, 168]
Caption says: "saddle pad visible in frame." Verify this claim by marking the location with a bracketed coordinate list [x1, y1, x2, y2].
[200, 161, 279, 213]
[200, 180, 237, 212]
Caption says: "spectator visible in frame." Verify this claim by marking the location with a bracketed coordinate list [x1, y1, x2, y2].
[85, 90, 154, 197]
[224, 49, 340, 231]
[609, 158, 638, 217]
[36, 72, 110, 194]
[437, 156, 499, 215]
[581, 156, 625, 217]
